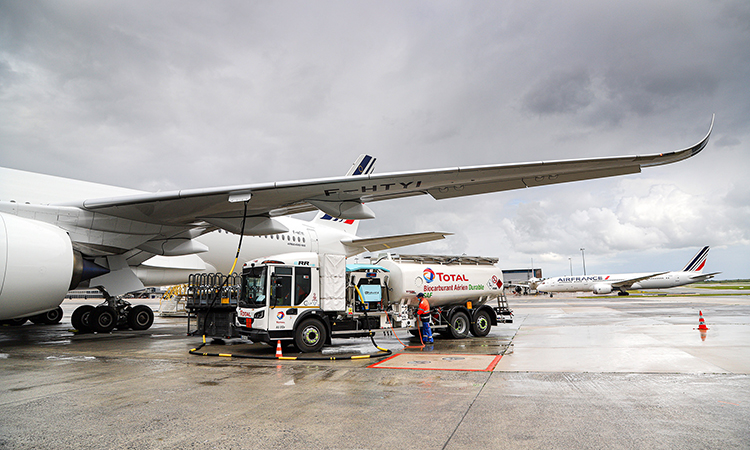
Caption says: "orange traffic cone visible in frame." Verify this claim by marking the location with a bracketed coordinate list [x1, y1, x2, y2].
[276, 340, 283, 358]
[698, 311, 709, 331]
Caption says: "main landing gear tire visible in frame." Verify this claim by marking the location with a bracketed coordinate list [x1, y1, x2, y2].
[90, 305, 118, 333]
[470, 310, 492, 337]
[294, 318, 327, 353]
[71, 305, 95, 332]
[128, 305, 154, 330]
[1, 317, 28, 326]
[448, 311, 470, 339]
[29, 307, 64, 325]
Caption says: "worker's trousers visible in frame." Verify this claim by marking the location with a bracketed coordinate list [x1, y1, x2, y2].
[420, 318, 433, 343]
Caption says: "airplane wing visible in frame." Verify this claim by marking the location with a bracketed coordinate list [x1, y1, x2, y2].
[62, 116, 713, 232]
[341, 231, 453, 253]
[610, 271, 670, 289]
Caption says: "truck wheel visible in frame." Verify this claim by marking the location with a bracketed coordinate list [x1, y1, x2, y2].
[294, 318, 327, 353]
[128, 305, 154, 330]
[91, 306, 118, 333]
[71, 305, 95, 332]
[470, 310, 492, 337]
[448, 311, 470, 339]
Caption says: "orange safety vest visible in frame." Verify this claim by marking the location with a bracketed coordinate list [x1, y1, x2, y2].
[417, 297, 430, 316]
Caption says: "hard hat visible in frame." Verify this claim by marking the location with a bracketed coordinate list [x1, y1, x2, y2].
[417, 293, 424, 298]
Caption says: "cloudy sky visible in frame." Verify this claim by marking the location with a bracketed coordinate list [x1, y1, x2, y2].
[1, 1, 748, 279]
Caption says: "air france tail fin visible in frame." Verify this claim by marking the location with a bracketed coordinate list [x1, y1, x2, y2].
[682, 246, 710, 272]
[312, 154, 376, 234]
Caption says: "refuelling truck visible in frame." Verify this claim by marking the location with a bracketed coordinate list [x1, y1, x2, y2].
[235, 252, 511, 352]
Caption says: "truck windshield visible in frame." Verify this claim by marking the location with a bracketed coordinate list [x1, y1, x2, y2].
[240, 266, 267, 308]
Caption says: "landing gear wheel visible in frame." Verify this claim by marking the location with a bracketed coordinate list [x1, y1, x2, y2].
[294, 318, 327, 353]
[448, 311, 470, 339]
[1, 317, 28, 326]
[128, 305, 154, 330]
[91, 305, 118, 333]
[71, 305, 95, 332]
[470, 310, 492, 337]
[30, 307, 64, 325]
[617, 291, 630, 296]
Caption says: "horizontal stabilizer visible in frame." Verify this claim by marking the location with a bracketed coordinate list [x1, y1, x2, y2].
[689, 271, 721, 281]
[342, 231, 453, 253]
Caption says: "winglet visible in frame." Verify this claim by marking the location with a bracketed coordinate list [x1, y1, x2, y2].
[639, 115, 714, 168]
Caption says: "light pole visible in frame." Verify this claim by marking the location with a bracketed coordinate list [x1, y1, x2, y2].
[580, 248, 586, 275]
[569, 257, 572, 276]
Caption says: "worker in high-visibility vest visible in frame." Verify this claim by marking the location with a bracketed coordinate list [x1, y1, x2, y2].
[416, 293, 433, 343]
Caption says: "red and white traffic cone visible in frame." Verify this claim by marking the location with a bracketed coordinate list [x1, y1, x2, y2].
[276, 340, 283, 358]
[698, 311, 709, 331]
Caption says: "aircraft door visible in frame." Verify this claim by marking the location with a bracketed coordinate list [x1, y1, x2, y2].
[306, 228, 319, 253]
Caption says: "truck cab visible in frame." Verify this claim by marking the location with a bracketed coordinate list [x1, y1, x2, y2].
[237, 253, 324, 350]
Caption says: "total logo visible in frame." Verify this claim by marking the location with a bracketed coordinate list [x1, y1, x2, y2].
[276, 311, 285, 320]
[423, 267, 469, 283]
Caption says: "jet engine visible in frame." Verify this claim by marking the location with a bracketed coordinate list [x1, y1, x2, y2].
[0, 213, 105, 320]
[592, 284, 613, 295]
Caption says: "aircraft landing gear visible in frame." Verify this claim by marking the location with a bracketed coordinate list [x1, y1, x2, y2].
[1, 307, 65, 327]
[72, 297, 154, 333]
[617, 290, 630, 296]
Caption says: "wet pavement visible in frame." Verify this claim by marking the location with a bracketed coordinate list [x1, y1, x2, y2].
[1, 293, 749, 449]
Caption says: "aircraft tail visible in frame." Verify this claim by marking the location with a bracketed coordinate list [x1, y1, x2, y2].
[681, 246, 710, 272]
[311, 154, 376, 234]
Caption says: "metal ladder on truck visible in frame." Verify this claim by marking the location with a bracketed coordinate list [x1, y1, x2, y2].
[494, 291, 513, 323]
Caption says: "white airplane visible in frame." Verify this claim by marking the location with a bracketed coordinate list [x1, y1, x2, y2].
[507, 277, 545, 295]
[537, 246, 721, 296]
[0, 117, 714, 332]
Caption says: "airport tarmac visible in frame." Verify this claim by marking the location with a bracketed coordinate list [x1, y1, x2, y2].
[1, 292, 749, 449]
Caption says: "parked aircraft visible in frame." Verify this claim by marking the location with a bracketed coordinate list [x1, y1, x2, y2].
[0, 117, 714, 331]
[537, 246, 720, 296]
[507, 277, 545, 295]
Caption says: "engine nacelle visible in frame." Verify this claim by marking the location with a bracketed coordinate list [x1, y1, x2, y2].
[0, 213, 76, 320]
[592, 283, 613, 295]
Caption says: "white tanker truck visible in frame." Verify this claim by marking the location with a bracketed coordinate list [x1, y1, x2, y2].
[235, 252, 511, 352]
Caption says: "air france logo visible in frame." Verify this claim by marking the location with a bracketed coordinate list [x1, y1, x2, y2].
[277, 311, 285, 320]
[423, 268, 435, 283]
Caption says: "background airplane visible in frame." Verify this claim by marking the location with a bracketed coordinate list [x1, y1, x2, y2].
[537, 246, 720, 296]
[0, 117, 713, 331]
[507, 277, 545, 295]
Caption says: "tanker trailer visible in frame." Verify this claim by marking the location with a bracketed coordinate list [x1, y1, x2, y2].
[375, 253, 508, 338]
